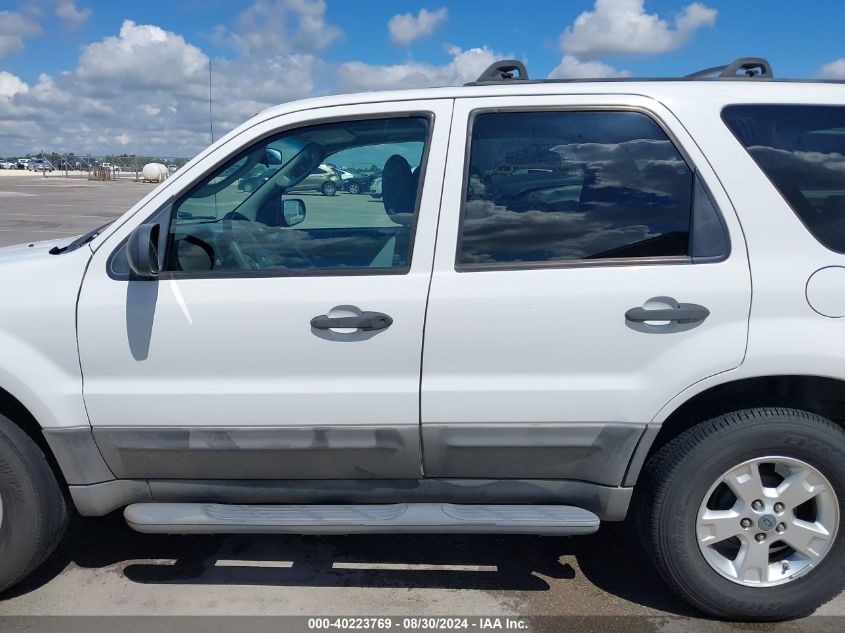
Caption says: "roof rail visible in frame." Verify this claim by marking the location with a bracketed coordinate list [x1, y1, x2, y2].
[685, 57, 774, 79]
[463, 56, 777, 86]
[465, 60, 529, 86]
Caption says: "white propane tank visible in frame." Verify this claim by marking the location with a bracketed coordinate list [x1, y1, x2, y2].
[142, 162, 168, 182]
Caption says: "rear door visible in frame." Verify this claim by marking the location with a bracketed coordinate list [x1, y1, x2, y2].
[421, 95, 751, 484]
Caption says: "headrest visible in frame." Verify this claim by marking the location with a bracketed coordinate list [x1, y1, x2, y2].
[383, 155, 416, 225]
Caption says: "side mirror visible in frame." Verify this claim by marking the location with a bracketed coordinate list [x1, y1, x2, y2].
[282, 199, 306, 227]
[126, 223, 161, 280]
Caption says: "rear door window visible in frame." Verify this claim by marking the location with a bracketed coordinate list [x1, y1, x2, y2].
[458, 110, 725, 268]
[722, 105, 845, 252]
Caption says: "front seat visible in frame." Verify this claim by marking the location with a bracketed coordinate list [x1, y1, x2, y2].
[382, 154, 417, 225]
[370, 154, 418, 267]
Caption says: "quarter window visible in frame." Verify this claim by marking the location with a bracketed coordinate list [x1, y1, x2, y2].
[722, 105, 845, 253]
[165, 116, 430, 275]
[458, 110, 717, 267]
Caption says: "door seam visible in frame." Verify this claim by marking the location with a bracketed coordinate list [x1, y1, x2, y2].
[418, 98, 455, 478]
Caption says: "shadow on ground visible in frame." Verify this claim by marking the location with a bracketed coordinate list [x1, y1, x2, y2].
[1, 511, 697, 616]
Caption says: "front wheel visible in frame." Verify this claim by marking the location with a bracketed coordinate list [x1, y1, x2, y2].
[321, 182, 337, 196]
[0, 417, 68, 593]
[637, 408, 845, 620]
[347, 182, 361, 194]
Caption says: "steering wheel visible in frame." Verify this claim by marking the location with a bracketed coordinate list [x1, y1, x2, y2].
[218, 210, 266, 270]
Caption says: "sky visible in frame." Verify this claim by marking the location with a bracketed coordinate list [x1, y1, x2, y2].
[1, 0, 845, 158]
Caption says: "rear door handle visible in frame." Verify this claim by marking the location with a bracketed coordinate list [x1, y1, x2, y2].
[625, 303, 710, 324]
[310, 311, 393, 331]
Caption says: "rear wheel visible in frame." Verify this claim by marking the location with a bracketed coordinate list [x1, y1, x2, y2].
[0, 417, 68, 593]
[347, 182, 361, 194]
[321, 181, 337, 196]
[637, 408, 845, 620]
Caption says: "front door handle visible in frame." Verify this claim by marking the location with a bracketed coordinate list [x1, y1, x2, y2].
[310, 311, 393, 331]
[625, 303, 710, 324]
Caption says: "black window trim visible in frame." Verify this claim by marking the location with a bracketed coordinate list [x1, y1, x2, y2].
[690, 168, 732, 264]
[454, 105, 731, 273]
[107, 110, 436, 281]
[720, 102, 845, 256]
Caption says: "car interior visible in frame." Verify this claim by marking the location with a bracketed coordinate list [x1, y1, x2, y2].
[165, 117, 428, 274]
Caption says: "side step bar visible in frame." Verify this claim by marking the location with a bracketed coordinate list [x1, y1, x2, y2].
[124, 503, 600, 535]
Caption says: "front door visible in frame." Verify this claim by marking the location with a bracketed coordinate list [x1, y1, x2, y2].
[421, 95, 751, 484]
[77, 99, 452, 480]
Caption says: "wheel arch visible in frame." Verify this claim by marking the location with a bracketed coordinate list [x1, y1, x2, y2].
[625, 374, 845, 486]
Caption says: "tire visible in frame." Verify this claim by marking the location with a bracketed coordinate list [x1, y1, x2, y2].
[0, 416, 68, 593]
[321, 182, 337, 196]
[637, 408, 845, 620]
[347, 182, 361, 194]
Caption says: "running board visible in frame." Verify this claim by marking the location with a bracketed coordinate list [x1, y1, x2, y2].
[124, 503, 600, 535]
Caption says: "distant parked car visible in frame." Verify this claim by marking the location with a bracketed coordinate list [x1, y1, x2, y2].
[27, 160, 53, 172]
[0, 161, 15, 169]
[16, 159, 29, 169]
[341, 172, 372, 194]
[285, 163, 341, 196]
[369, 177, 382, 198]
[237, 165, 273, 193]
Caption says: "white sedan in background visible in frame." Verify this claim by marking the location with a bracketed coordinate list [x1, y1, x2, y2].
[369, 177, 382, 198]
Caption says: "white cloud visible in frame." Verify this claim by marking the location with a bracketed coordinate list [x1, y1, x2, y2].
[549, 55, 630, 79]
[0, 71, 29, 98]
[388, 7, 447, 45]
[0, 10, 42, 57]
[820, 59, 845, 79]
[0, 1, 509, 159]
[223, 0, 341, 56]
[77, 20, 209, 95]
[0, 7, 334, 157]
[560, 0, 716, 58]
[338, 46, 501, 92]
[209, 53, 323, 131]
[55, 1, 91, 28]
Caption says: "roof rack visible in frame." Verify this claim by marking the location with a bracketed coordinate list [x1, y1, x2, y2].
[464, 56, 775, 85]
[685, 57, 773, 79]
[466, 60, 529, 86]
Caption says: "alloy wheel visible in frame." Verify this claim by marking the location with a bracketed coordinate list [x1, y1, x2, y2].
[697, 456, 839, 587]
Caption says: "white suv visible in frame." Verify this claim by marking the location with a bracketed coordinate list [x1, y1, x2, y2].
[1, 58, 844, 620]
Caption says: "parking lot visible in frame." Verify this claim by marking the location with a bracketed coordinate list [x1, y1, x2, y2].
[0, 171, 842, 630]
[0, 171, 147, 247]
